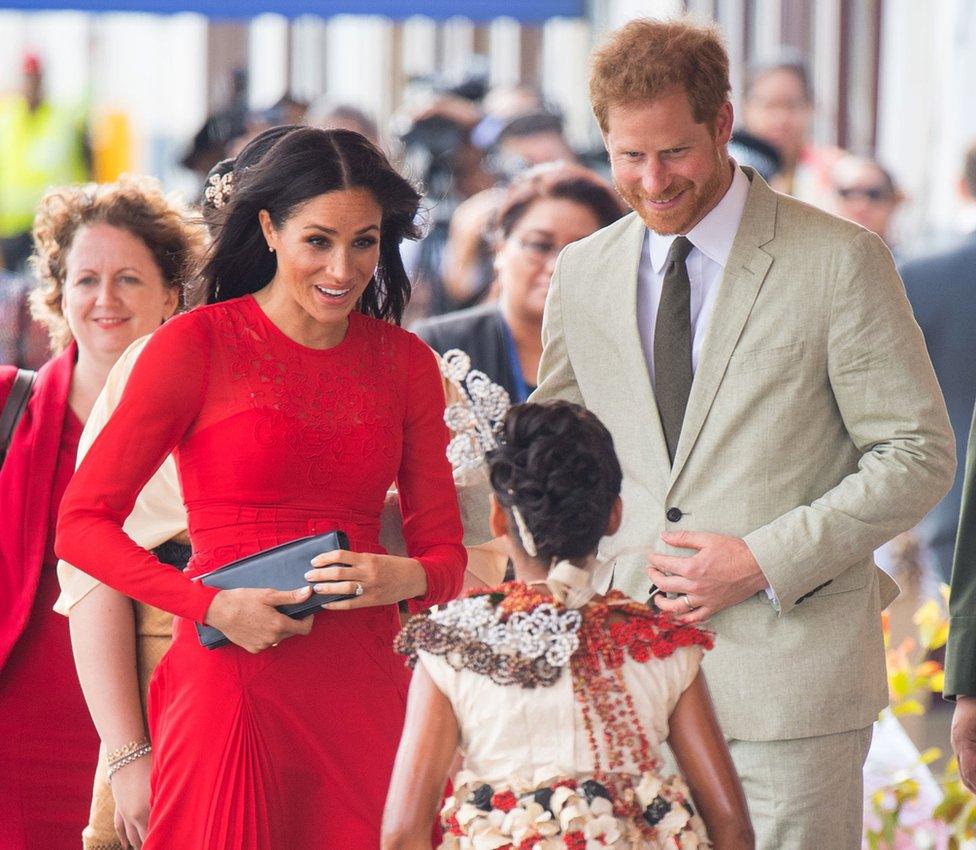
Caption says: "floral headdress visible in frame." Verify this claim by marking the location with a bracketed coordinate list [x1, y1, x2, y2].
[440, 348, 610, 608]
[440, 348, 510, 471]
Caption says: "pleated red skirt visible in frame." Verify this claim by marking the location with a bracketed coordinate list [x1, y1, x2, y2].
[144, 604, 410, 850]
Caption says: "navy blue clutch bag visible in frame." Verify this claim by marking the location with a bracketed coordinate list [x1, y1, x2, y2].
[194, 530, 351, 650]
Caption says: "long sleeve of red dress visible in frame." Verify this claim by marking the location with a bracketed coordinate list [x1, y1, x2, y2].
[56, 312, 219, 622]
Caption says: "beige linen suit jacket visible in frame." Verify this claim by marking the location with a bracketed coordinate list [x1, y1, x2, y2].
[533, 168, 955, 741]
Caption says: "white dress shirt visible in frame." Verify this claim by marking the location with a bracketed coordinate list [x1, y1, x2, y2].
[635, 165, 776, 604]
[636, 163, 750, 389]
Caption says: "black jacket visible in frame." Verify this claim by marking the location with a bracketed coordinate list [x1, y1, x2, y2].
[412, 303, 531, 403]
[900, 234, 976, 580]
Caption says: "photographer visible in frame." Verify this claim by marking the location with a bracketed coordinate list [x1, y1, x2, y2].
[396, 95, 493, 321]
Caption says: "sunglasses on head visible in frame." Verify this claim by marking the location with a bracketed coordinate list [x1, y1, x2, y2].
[836, 186, 891, 202]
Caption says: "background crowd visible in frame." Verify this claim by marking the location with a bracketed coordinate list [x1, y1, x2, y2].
[4, 33, 974, 591]
[1, 5, 976, 850]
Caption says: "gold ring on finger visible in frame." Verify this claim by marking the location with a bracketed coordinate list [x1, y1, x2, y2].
[683, 594, 694, 612]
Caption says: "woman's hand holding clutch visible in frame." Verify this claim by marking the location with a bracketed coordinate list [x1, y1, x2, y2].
[111, 752, 152, 849]
[204, 586, 315, 653]
[306, 550, 428, 609]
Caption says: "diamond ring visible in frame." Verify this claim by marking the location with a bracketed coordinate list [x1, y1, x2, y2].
[354, 582, 364, 597]
[683, 594, 694, 612]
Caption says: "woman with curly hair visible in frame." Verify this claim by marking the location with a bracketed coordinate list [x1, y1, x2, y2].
[0, 175, 205, 848]
[385, 401, 754, 849]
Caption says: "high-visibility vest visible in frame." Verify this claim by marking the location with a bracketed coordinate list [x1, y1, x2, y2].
[0, 96, 88, 237]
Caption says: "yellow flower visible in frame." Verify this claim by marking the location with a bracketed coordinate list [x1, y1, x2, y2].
[913, 599, 949, 650]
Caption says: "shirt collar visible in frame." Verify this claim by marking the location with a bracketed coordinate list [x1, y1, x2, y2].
[648, 162, 751, 273]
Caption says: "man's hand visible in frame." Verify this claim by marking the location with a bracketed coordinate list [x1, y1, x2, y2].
[648, 530, 768, 624]
[951, 696, 976, 792]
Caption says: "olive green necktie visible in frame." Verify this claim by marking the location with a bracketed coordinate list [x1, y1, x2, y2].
[654, 236, 694, 464]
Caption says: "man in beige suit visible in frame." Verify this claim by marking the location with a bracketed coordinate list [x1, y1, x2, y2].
[533, 19, 955, 850]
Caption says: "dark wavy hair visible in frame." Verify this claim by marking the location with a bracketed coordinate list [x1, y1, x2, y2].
[201, 127, 422, 323]
[201, 124, 304, 231]
[487, 400, 623, 562]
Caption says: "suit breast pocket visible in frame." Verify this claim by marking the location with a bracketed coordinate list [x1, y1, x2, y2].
[726, 341, 805, 375]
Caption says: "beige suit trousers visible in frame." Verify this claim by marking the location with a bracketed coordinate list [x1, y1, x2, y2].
[727, 726, 873, 850]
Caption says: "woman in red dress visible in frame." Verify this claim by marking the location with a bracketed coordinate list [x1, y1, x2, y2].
[57, 128, 467, 849]
[0, 176, 203, 848]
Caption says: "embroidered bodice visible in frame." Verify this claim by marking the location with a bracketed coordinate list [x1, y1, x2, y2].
[398, 582, 711, 784]
[396, 584, 714, 848]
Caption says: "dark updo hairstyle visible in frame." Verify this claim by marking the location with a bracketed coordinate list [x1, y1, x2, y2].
[494, 161, 626, 242]
[201, 124, 304, 231]
[488, 400, 623, 563]
[201, 127, 422, 323]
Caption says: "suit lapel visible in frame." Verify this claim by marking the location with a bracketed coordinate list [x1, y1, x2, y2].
[668, 170, 778, 486]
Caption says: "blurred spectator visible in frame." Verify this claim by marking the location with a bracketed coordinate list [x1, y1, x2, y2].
[0, 54, 91, 272]
[307, 98, 380, 146]
[899, 146, 976, 582]
[444, 108, 579, 308]
[728, 128, 782, 184]
[438, 186, 506, 310]
[413, 162, 624, 402]
[956, 141, 976, 234]
[486, 110, 577, 181]
[263, 94, 308, 127]
[0, 272, 48, 369]
[396, 95, 494, 320]
[741, 54, 841, 207]
[831, 153, 905, 253]
[179, 68, 249, 180]
[472, 84, 545, 151]
[483, 84, 544, 119]
[225, 97, 310, 164]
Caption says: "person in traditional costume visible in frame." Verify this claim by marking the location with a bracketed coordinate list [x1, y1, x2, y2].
[385, 400, 753, 849]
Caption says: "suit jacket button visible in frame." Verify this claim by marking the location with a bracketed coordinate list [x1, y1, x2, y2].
[666, 507, 683, 523]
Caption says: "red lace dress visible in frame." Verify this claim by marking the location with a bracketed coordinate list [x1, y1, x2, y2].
[56, 295, 466, 850]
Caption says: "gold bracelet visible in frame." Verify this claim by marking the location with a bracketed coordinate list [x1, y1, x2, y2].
[107, 743, 152, 782]
[105, 737, 150, 766]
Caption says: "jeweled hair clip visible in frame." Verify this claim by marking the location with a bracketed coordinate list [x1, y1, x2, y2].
[204, 171, 234, 210]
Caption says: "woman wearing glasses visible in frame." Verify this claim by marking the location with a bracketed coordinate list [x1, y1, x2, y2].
[414, 163, 623, 403]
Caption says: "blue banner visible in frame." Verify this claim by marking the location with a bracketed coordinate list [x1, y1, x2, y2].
[1, 0, 584, 22]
